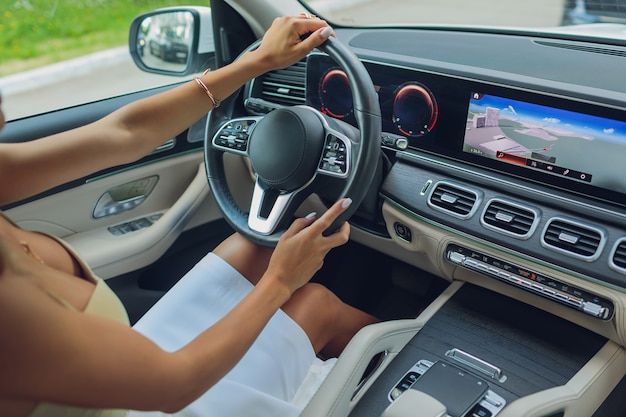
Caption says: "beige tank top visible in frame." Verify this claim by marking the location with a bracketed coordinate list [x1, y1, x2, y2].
[0, 213, 131, 417]
[29, 276, 130, 416]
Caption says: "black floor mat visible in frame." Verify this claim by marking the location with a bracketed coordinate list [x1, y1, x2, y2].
[312, 240, 448, 320]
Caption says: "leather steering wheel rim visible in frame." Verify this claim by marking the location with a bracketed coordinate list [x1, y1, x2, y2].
[204, 36, 381, 247]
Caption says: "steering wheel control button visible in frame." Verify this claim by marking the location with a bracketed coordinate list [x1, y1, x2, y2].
[319, 134, 349, 176]
[213, 119, 258, 154]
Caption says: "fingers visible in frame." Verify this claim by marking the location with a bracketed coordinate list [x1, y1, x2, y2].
[257, 15, 333, 71]
[268, 199, 351, 293]
[283, 197, 351, 240]
[311, 198, 352, 231]
[294, 13, 334, 47]
[308, 25, 334, 45]
[282, 211, 317, 238]
[301, 198, 352, 244]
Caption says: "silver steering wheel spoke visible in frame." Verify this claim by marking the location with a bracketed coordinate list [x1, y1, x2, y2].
[248, 178, 304, 235]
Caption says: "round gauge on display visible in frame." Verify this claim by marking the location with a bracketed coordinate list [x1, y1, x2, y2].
[319, 69, 353, 119]
[392, 82, 438, 137]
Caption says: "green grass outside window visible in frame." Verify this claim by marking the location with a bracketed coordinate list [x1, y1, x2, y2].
[0, 0, 209, 76]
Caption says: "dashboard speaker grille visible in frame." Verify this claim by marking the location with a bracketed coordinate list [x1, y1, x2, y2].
[534, 40, 626, 58]
[542, 219, 603, 259]
[259, 61, 306, 106]
[482, 200, 537, 238]
[429, 182, 478, 218]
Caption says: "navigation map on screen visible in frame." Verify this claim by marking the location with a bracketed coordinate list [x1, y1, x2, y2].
[463, 93, 626, 192]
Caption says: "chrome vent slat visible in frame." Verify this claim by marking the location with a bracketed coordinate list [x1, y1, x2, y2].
[262, 91, 305, 102]
[428, 182, 480, 219]
[480, 199, 539, 240]
[431, 187, 475, 215]
[542, 219, 604, 259]
[483, 202, 534, 235]
[258, 61, 307, 107]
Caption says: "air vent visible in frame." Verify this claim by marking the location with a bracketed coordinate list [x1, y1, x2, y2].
[428, 181, 481, 219]
[481, 198, 539, 239]
[541, 217, 606, 262]
[609, 238, 626, 274]
[257, 60, 306, 106]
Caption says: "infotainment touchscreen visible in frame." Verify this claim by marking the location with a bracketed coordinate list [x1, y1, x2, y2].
[463, 92, 626, 194]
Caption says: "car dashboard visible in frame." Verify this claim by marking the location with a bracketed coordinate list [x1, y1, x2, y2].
[240, 26, 626, 417]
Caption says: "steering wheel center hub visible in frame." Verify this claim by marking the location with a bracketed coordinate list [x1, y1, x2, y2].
[248, 107, 325, 191]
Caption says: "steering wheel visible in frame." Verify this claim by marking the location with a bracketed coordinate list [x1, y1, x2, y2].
[204, 36, 381, 247]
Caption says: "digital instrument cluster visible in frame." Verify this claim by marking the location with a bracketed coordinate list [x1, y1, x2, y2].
[306, 54, 440, 142]
[305, 53, 626, 208]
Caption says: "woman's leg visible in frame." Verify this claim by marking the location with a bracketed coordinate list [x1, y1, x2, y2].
[281, 283, 378, 358]
[213, 233, 273, 285]
[213, 233, 378, 358]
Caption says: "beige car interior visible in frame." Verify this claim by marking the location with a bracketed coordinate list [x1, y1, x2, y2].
[6, 1, 626, 416]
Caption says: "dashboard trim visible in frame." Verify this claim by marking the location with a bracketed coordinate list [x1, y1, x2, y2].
[383, 196, 626, 295]
[396, 150, 626, 223]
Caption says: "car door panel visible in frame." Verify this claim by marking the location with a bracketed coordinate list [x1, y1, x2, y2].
[6, 153, 213, 277]
[0, 87, 240, 280]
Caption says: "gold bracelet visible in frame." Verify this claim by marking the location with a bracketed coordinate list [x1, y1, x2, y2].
[194, 76, 220, 108]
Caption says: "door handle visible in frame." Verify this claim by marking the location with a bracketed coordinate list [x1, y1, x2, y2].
[93, 176, 158, 218]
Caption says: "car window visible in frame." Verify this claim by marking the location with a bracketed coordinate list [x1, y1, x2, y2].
[301, 0, 626, 40]
[0, 0, 209, 122]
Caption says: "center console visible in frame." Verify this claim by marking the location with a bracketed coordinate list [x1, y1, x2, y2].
[388, 359, 506, 417]
[348, 284, 607, 417]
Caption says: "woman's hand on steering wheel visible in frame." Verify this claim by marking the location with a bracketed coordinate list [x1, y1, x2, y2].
[205, 20, 381, 247]
[253, 15, 334, 72]
[263, 198, 352, 294]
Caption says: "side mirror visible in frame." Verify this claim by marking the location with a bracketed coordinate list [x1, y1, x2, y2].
[129, 6, 216, 76]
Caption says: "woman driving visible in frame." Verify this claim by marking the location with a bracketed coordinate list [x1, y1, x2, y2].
[0, 15, 377, 417]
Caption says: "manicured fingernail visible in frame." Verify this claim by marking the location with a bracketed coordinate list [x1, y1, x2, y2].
[305, 212, 317, 219]
[320, 26, 333, 39]
[341, 198, 352, 209]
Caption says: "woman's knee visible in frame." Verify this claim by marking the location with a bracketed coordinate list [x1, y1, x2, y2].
[290, 283, 341, 317]
[213, 233, 273, 284]
[281, 283, 344, 352]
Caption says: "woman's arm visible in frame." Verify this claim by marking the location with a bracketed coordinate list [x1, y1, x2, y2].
[0, 199, 350, 412]
[0, 16, 333, 206]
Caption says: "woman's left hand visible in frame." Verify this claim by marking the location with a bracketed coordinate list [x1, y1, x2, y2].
[263, 198, 351, 295]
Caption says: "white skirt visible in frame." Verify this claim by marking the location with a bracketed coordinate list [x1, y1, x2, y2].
[129, 253, 336, 417]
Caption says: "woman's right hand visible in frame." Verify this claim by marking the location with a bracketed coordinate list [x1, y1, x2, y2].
[252, 14, 334, 72]
[263, 198, 352, 294]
